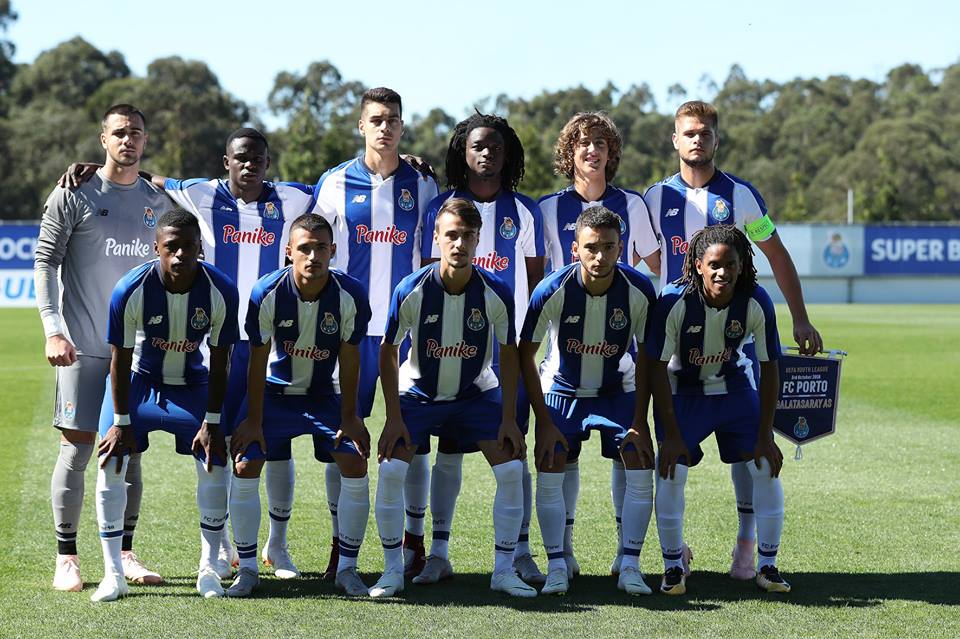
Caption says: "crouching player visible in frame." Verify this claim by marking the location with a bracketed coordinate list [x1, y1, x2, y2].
[520, 206, 658, 596]
[650, 224, 789, 595]
[227, 213, 373, 597]
[94, 209, 239, 601]
[371, 198, 534, 598]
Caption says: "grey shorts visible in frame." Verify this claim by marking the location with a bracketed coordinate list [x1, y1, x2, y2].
[53, 355, 110, 432]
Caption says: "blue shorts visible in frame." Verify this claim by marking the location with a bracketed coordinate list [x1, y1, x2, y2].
[98, 372, 224, 466]
[653, 389, 760, 467]
[544, 392, 637, 460]
[223, 340, 250, 436]
[359, 335, 410, 419]
[400, 389, 502, 450]
[237, 393, 361, 462]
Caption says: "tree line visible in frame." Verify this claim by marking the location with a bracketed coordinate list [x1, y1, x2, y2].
[1, 8, 958, 223]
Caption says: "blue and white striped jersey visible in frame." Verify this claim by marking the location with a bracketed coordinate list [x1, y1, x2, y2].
[647, 283, 781, 396]
[539, 185, 658, 273]
[520, 262, 656, 398]
[162, 178, 317, 338]
[313, 157, 439, 337]
[644, 171, 775, 289]
[108, 260, 239, 386]
[384, 263, 515, 402]
[246, 267, 371, 397]
[421, 189, 544, 335]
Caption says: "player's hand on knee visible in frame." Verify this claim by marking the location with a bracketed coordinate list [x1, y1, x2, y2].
[98, 425, 136, 473]
[231, 418, 265, 463]
[193, 422, 225, 473]
[534, 424, 568, 471]
[793, 320, 823, 356]
[497, 420, 526, 460]
[45, 335, 77, 367]
[657, 433, 688, 480]
[753, 435, 783, 478]
[377, 417, 411, 463]
[336, 414, 371, 459]
[622, 425, 655, 469]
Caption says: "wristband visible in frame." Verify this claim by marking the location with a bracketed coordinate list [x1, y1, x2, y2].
[204, 412, 221, 425]
[42, 314, 65, 338]
[114, 414, 131, 427]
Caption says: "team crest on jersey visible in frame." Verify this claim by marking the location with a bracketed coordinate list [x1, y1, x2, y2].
[191, 307, 210, 331]
[725, 319, 744, 339]
[263, 202, 279, 220]
[62, 401, 76, 422]
[499, 217, 517, 240]
[320, 312, 339, 335]
[615, 214, 626, 235]
[712, 199, 730, 222]
[143, 207, 157, 228]
[467, 308, 486, 331]
[609, 308, 628, 330]
[793, 416, 810, 439]
[397, 189, 415, 211]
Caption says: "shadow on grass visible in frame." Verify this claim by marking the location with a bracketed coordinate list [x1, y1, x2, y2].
[123, 570, 960, 611]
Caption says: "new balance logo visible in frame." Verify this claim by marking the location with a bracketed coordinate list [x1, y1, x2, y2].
[666, 208, 680, 217]
[219, 206, 234, 211]
[563, 222, 577, 231]
[147, 315, 163, 325]
[278, 319, 293, 328]
[352, 194, 367, 204]
[424, 314, 439, 324]
[564, 315, 581, 324]
[686, 325, 702, 334]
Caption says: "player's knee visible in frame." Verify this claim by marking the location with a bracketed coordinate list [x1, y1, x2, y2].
[491, 459, 522, 485]
[233, 459, 264, 479]
[57, 439, 94, 471]
[335, 454, 367, 479]
[621, 448, 653, 471]
[61, 429, 95, 446]
[377, 458, 408, 489]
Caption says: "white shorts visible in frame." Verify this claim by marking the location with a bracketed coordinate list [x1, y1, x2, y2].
[53, 355, 110, 432]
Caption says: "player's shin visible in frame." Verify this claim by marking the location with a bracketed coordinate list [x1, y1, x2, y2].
[325, 462, 341, 539]
[655, 464, 688, 571]
[52, 440, 93, 555]
[264, 459, 295, 551]
[611, 459, 626, 558]
[536, 471, 566, 572]
[122, 453, 143, 551]
[747, 458, 784, 569]
[195, 460, 228, 570]
[375, 458, 409, 575]
[731, 461, 756, 541]
[491, 460, 523, 575]
[229, 476, 262, 572]
[336, 475, 369, 572]
[403, 454, 429, 563]
[429, 453, 463, 559]
[514, 458, 533, 556]
[96, 455, 129, 578]
[621, 469, 654, 571]
[562, 461, 580, 556]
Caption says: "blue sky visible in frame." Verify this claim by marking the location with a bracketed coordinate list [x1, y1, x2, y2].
[8, 0, 959, 121]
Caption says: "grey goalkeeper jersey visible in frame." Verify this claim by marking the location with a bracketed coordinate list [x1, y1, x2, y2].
[34, 170, 173, 358]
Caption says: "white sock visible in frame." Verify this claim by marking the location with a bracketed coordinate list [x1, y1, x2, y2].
[229, 476, 261, 572]
[621, 468, 654, 571]
[491, 460, 523, 575]
[514, 458, 533, 557]
[195, 460, 228, 570]
[748, 459, 784, 569]
[375, 458, 408, 575]
[403, 453, 429, 538]
[265, 459, 295, 550]
[611, 460, 626, 555]
[731, 461, 756, 541]
[429, 452, 463, 559]
[122, 452, 143, 550]
[96, 455, 129, 578]
[536, 471, 566, 573]
[219, 437, 233, 559]
[337, 475, 370, 572]
[562, 461, 580, 555]
[325, 463, 341, 540]
[655, 464, 688, 571]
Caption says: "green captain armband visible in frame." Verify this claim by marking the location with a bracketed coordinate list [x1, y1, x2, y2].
[745, 216, 775, 242]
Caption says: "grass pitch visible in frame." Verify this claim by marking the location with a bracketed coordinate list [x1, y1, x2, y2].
[0, 305, 957, 638]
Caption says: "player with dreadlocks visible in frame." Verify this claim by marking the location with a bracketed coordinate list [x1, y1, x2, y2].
[646, 224, 790, 596]
[408, 111, 547, 586]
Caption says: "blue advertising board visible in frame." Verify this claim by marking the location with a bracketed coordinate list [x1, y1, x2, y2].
[865, 226, 960, 275]
[0, 224, 38, 307]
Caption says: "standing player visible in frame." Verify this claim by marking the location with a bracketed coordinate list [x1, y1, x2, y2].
[648, 225, 789, 595]
[644, 100, 820, 580]
[313, 87, 439, 580]
[520, 206, 658, 596]
[538, 111, 660, 577]
[36, 104, 171, 592]
[92, 210, 238, 602]
[371, 198, 534, 598]
[416, 112, 546, 585]
[226, 213, 373, 598]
